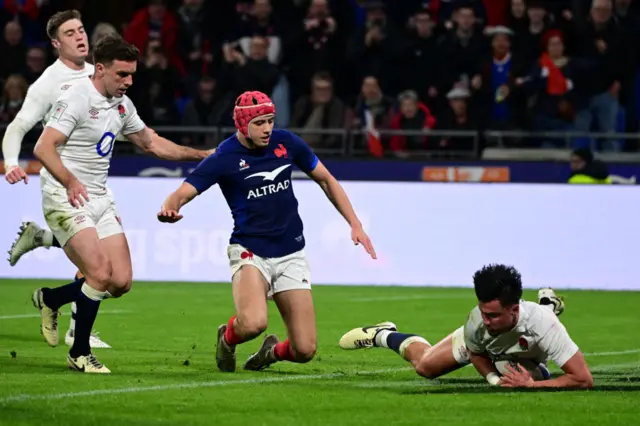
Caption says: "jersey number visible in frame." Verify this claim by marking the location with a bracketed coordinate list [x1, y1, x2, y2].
[96, 132, 116, 157]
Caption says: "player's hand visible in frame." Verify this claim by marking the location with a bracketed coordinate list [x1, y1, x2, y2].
[5, 165, 28, 184]
[351, 225, 377, 260]
[66, 179, 88, 208]
[498, 363, 534, 388]
[157, 208, 183, 223]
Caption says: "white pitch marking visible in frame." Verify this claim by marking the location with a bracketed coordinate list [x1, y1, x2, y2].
[0, 310, 130, 320]
[0, 368, 411, 404]
[351, 294, 473, 302]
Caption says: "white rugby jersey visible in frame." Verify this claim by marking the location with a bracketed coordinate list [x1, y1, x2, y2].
[18, 60, 95, 127]
[2, 60, 94, 167]
[40, 77, 145, 195]
[464, 301, 579, 368]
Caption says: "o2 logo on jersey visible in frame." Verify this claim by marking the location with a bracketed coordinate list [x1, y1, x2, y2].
[96, 132, 116, 157]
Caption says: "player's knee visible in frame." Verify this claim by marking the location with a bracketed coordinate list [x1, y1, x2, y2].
[237, 315, 268, 338]
[291, 341, 316, 363]
[84, 261, 113, 291]
[108, 278, 132, 298]
[415, 360, 439, 379]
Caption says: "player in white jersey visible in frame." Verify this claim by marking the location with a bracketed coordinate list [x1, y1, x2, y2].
[32, 35, 212, 373]
[3, 10, 188, 350]
[339, 264, 593, 389]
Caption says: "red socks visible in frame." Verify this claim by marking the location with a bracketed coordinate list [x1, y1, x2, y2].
[273, 339, 296, 362]
[223, 316, 245, 346]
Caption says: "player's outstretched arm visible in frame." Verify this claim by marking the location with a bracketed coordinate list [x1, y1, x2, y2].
[127, 127, 214, 161]
[33, 127, 88, 208]
[468, 351, 502, 386]
[2, 81, 51, 184]
[157, 182, 199, 223]
[502, 351, 593, 389]
[308, 160, 376, 259]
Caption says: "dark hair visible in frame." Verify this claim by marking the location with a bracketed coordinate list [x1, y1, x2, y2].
[572, 148, 594, 163]
[46, 9, 82, 40]
[473, 264, 522, 306]
[92, 35, 139, 66]
[312, 71, 333, 84]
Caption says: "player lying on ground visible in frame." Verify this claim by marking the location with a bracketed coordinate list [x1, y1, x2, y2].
[32, 35, 213, 373]
[340, 264, 593, 389]
[3, 10, 193, 349]
[158, 91, 376, 372]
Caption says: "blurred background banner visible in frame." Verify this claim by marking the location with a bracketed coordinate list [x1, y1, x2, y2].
[2, 178, 639, 290]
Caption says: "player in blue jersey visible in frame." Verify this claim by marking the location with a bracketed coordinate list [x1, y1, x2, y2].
[158, 91, 376, 372]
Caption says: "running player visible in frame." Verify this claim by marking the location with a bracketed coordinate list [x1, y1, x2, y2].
[33, 35, 212, 373]
[157, 90, 376, 372]
[3, 10, 192, 349]
[339, 265, 593, 389]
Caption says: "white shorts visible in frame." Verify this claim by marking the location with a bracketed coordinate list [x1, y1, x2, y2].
[41, 186, 123, 247]
[451, 326, 470, 365]
[227, 244, 311, 298]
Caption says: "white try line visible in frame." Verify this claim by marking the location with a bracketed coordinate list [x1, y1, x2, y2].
[584, 349, 640, 356]
[0, 310, 130, 320]
[0, 367, 411, 404]
[1, 352, 638, 404]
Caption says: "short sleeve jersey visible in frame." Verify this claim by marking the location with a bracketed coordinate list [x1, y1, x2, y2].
[185, 129, 319, 258]
[463, 301, 579, 368]
[40, 77, 145, 195]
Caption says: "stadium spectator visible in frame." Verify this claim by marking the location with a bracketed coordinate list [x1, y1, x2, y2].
[220, 35, 280, 99]
[520, 30, 588, 146]
[0, 21, 27, 82]
[571, 0, 624, 151]
[474, 27, 525, 130]
[403, 7, 440, 107]
[0, 74, 27, 125]
[346, 2, 406, 96]
[436, 0, 487, 26]
[512, 1, 551, 72]
[227, 0, 283, 65]
[436, 3, 487, 96]
[90, 22, 119, 46]
[435, 87, 478, 153]
[136, 39, 182, 126]
[23, 46, 46, 84]
[124, 0, 185, 75]
[290, 71, 347, 150]
[177, 0, 215, 95]
[181, 76, 226, 146]
[508, 0, 527, 32]
[389, 90, 436, 155]
[286, 0, 341, 102]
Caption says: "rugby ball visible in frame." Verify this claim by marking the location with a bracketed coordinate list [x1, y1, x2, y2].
[494, 359, 551, 381]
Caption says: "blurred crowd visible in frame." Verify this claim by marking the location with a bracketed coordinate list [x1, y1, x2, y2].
[1, 0, 640, 157]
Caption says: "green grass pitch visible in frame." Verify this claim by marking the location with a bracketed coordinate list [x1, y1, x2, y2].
[1, 279, 639, 425]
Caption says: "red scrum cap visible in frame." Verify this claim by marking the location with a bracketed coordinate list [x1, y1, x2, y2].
[233, 91, 276, 137]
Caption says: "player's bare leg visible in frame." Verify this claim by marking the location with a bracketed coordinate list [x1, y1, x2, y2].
[8, 221, 59, 266]
[339, 323, 466, 379]
[62, 228, 118, 373]
[244, 289, 317, 370]
[217, 265, 269, 372]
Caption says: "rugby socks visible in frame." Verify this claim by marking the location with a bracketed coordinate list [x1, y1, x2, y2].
[69, 283, 106, 357]
[69, 302, 77, 335]
[223, 316, 246, 346]
[273, 339, 296, 362]
[51, 235, 61, 248]
[374, 331, 429, 357]
[41, 276, 86, 311]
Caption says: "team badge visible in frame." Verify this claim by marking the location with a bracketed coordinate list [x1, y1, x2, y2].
[118, 104, 126, 118]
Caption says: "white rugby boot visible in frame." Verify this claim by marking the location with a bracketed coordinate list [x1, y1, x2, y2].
[538, 288, 565, 316]
[8, 222, 51, 266]
[65, 329, 112, 349]
[67, 353, 111, 373]
[31, 288, 60, 347]
[339, 321, 397, 350]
